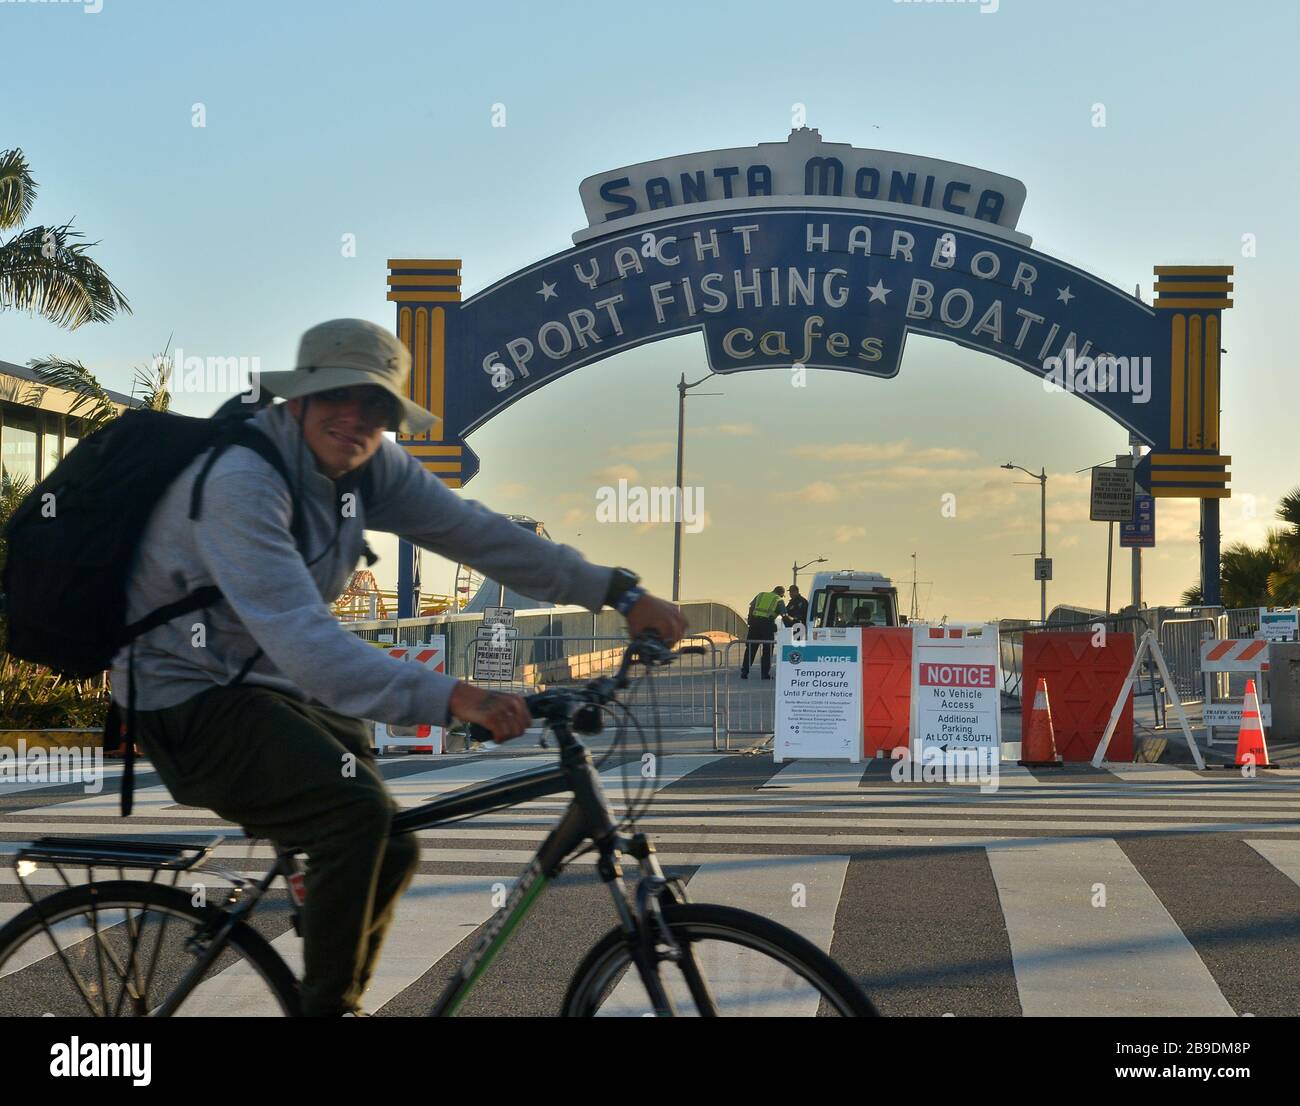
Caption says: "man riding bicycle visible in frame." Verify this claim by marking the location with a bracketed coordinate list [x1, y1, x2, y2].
[112, 318, 687, 1016]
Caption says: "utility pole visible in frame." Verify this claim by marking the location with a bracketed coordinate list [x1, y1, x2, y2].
[671, 371, 722, 602]
[1002, 463, 1049, 623]
[910, 552, 919, 622]
[1105, 522, 1114, 614]
[1040, 468, 1047, 623]
[792, 556, 827, 592]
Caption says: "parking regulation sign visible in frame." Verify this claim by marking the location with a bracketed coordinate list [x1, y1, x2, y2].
[1090, 465, 1135, 522]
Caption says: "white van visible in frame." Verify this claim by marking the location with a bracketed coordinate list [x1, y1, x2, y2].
[806, 570, 902, 633]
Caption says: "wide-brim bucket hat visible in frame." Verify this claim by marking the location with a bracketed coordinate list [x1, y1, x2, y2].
[257, 318, 439, 433]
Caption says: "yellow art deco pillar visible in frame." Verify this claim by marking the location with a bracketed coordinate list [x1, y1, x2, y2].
[1152, 264, 1233, 604]
[387, 259, 462, 617]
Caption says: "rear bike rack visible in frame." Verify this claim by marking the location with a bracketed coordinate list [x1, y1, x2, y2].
[12, 835, 228, 907]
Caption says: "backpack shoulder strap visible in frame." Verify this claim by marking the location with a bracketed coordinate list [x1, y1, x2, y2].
[189, 424, 304, 548]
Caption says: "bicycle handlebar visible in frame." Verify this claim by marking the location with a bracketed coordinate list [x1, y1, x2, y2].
[465, 633, 705, 745]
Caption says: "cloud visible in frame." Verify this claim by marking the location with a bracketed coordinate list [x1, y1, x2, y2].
[617, 441, 674, 462]
[790, 441, 907, 462]
[498, 482, 528, 498]
[789, 440, 977, 464]
[594, 464, 639, 485]
[715, 423, 757, 436]
[833, 525, 866, 543]
[775, 481, 840, 504]
[561, 507, 585, 526]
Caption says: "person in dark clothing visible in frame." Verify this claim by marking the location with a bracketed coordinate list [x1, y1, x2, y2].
[741, 585, 786, 679]
[783, 585, 809, 629]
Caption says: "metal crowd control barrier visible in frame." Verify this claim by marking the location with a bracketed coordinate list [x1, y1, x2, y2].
[457, 634, 724, 748]
[1157, 617, 1217, 705]
[720, 639, 780, 745]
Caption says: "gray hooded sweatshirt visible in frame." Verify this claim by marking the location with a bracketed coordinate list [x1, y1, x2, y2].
[109, 403, 614, 728]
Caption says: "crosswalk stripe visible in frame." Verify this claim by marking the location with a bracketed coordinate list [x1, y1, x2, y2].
[0, 907, 135, 982]
[762, 761, 867, 791]
[392, 758, 554, 800]
[597, 854, 849, 1017]
[6, 807, 1300, 836]
[1243, 839, 1300, 890]
[603, 754, 731, 793]
[3, 753, 1297, 1017]
[369, 875, 511, 1014]
[1106, 765, 1215, 783]
[174, 874, 504, 1017]
[31, 783, 176, 818]
[985, 838, 1235, 1016]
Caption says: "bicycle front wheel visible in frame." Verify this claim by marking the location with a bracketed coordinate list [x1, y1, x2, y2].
[563, 902, 877, 1017]
[0, 881, 300, 1017]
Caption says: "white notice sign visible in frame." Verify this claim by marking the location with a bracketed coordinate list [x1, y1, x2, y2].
[910, 625, 1002, 759]
[774, 631, 861, 763]
[1258, 608, 1298, 642]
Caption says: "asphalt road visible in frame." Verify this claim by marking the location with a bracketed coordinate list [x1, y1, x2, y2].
[2, 748, 1299, 1017]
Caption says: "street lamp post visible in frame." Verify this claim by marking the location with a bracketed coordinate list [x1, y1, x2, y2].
[792, 556, 827, 591]
[1002, 462, 1049, 624]
[671, 371, 723, 602]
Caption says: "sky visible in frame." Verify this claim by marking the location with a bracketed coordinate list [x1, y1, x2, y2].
[3, 0, 1297, 621]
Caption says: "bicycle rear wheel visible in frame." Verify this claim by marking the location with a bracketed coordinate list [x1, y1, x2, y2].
[563, 902, 877, 1017]
[0, 881, 300, 1017]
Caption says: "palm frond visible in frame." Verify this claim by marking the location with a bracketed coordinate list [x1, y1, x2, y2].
[0, 149, 36, 231]
[0, 222, 130, 329]
[132, 350, 172, 412]
[1220, 540, 1280, 609]
[1275, 486, 1300, 536]
[1180, 583, 1204, 606]
[26, 356, 118, 432]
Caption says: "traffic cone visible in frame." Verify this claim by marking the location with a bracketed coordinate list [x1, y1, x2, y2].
[1225, 678, 1277, 770]
[1019, 677, 1063, 767]
[412, 724, 434, 755]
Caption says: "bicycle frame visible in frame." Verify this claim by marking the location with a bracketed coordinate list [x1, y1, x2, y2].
[143, 730, 690, 1016]
[389, 734, 688, 1016]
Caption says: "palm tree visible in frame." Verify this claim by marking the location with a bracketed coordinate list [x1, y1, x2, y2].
[0, 148, 130, 329]
[1181, 488, 1300, 608]
[1267, 488, 1300, 605]
[21, 348, 170, 437]
[1221, 537, 1281, 608]
[25, 356, 119, 435]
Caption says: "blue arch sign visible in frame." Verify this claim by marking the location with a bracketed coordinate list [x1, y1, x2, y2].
[388, 130, 1232, 611]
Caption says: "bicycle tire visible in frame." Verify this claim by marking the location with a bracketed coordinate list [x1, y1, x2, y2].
[0, 880, 301, 1017]
[562, 902, 878, 1017]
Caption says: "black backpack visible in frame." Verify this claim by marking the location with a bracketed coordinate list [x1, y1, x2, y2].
[1, 398, 371, 813]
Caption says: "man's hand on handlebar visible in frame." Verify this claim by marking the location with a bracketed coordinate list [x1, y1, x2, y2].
[625, 592, 687, 645]
[448, 682, 531, 744]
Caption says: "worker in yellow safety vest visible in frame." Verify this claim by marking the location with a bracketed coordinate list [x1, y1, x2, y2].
[740, 586, 786, 680]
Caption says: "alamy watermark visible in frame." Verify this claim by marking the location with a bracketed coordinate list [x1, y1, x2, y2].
[152, 348, 262, 401]
[595, 479, 705, 533]
[891, 745, 999, 793]
[0, 741, 103, 793]
[1042, 348, 1152, 404]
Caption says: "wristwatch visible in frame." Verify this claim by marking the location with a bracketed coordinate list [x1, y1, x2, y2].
[604, 567, 642, 613]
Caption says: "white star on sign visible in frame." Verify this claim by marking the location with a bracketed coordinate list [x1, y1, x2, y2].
[1056, 285, 1074, 305]
[867, 279, 891, 304]
[537, 280, 557, 301]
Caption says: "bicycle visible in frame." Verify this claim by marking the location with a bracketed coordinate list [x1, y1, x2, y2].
[0, 633, 877, 1017]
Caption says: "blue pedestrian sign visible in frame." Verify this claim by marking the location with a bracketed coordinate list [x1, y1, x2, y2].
[1120, 495, 1156, 548]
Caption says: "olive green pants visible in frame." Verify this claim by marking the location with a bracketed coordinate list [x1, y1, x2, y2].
[134, 685, 420, 1016]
